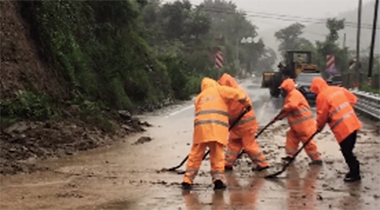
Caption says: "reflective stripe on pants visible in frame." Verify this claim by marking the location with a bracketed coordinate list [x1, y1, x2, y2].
[183, 141, 225, 184]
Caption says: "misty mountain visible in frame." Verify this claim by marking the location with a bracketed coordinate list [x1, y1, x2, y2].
[259, 0, 379, 64]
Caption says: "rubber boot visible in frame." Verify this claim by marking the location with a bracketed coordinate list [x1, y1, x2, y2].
[344, 172, 361, 182]
[309, 159, 323, 166]
[253, 165, 270, 172]
[181, 182, 192, 190]
[281, 156, 293, 162]
[213, 180, 227, 190]
[344, 164, 361, 182]
[224, 165, 233, 171]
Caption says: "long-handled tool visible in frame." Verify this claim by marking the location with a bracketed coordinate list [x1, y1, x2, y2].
[264, 131, 318, 179]
[166, 108, 248, 172]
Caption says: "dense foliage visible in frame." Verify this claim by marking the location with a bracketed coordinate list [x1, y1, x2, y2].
[4, 0, 378, 127]
[2, 0, 278, 127]
[23, 0, 278, 105]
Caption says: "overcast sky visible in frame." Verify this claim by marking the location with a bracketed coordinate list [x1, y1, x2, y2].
[163, 0, 374, 32]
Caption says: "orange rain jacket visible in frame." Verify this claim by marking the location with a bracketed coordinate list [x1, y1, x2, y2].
[279, 78, 316, 135]
[193, 77, 252, 146]
[218, 73, 258, 136]
[310, 78, 362, 143]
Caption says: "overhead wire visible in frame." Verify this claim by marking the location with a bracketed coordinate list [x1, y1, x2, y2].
[145, 1, 379, 55]
[197, 6, 379, 30]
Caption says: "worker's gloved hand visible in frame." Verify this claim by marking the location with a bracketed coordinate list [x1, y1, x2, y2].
[272, 111, 285, 122]
[271, 116, 281, 122]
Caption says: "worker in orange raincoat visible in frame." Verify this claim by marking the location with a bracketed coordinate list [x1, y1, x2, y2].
[182, 77, 252, 190]
[275, 78, 323, 165]
[218, 73, 270, 171]
[310, 77, 362, 182]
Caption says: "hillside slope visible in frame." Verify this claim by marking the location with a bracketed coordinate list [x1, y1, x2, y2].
[0, 1, 150, 175]
[0, 0, 68, 99]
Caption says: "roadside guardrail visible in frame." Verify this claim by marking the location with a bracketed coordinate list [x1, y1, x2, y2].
[350, 89, 380, 120]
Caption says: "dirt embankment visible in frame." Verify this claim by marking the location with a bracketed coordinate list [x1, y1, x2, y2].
[0, 0, 67, 99]
[0, 110, 152, 175]
[0, 1, 155, 175]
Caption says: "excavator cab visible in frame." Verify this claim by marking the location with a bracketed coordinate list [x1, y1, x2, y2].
[285, 51, 317, 77]
[260, 50, 319, 97]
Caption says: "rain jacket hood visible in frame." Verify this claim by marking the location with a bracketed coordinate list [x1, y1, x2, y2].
[280, 78, 296, 93]
[218, 73, 239, 88]
[201, 77, 219, 91]
[310, 77, 328, 94]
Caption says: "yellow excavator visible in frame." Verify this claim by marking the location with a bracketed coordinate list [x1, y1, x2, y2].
[261, 50, 320, 97]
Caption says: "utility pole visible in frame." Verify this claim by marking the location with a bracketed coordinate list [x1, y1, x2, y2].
[343, 33, 346, 48]
[355, 0, 362, 88]
[236, 39, 240, 68]
[368, 0, 379, 79]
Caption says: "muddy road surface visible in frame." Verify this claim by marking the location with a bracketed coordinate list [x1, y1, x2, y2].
[1, 78, 380, 210]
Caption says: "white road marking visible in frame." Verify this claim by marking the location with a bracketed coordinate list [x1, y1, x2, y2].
[257, 99, 270, 121]
[164, 104, 194, 118]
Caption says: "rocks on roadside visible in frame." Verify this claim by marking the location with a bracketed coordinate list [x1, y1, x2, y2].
[0, 112, 152, 175]
[132, 136, 153, 145]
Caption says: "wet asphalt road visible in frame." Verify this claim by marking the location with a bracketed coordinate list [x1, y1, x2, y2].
[1, 77, 379, 210]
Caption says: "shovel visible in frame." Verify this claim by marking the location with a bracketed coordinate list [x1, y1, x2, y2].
[166, 108, 248, 173]
[264, 131, 318, 179]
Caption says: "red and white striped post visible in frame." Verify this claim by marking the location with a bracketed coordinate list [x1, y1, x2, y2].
[326, 55, 335, 71]
[215, 51, 224, 69]
[325, 54, 339, 76]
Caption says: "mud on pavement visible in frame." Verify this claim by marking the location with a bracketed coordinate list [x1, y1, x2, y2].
[0, 112, 151, 175]
[1, 103, 380, 210]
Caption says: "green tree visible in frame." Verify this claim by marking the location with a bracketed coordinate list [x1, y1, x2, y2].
[274, 22, 313, 60]
[256, 47, 277, 72]
[198, 0, 265, 74]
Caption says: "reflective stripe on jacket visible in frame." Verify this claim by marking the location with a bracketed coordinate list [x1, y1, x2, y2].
[310, 78, 361, 142]
[280, 78, 317, 134]
[193, 77, 251, 145]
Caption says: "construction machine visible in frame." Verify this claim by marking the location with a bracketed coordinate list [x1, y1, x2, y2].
[261, 50, 321, 98]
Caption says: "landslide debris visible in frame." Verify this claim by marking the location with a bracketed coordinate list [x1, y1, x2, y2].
[0, 111, 151, 175]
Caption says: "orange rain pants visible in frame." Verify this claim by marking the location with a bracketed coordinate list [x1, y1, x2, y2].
[225, 130, 269, 168]
[217, 73, 269, 168]
[285, 129, 321, 161]
[183, 142, 225, 184]
[279, 78, 321, 161]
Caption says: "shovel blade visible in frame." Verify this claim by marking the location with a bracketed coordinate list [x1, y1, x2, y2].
[177, 170, 185, 175]
[264, 173, 279, 179]
[167, 166, 180, 171]
[264, 171, 283, 179]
